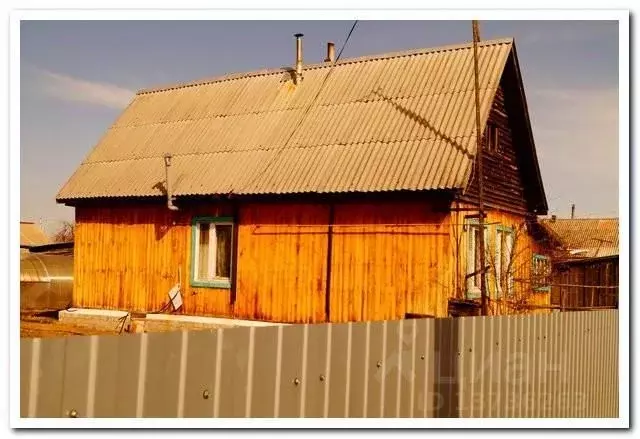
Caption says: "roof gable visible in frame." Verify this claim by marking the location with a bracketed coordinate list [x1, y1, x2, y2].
[57, 38, 541, 202]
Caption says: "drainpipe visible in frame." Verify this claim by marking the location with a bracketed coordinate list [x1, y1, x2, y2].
[163, 153, 179, 211]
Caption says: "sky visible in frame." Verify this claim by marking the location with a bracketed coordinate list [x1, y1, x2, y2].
[20, 20, 620, 234]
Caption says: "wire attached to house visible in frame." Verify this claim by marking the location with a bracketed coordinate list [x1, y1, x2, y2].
[243, 20, 359, 190]
[512, 278, 619, 289]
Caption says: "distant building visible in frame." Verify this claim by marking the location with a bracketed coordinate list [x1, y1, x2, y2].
[57, 37, 552, 322]
[538, 218, 619, 310]
[20, 221, 49, 250]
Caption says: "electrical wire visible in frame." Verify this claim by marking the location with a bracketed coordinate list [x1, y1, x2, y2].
[243, 20, 359, 190]
[512, 278, 618, 289]
[251, 221, 503, 228]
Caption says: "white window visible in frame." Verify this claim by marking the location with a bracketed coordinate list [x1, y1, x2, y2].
[495, 227, 514, 297]
[191, 217, 233, 288]
[466, 219, 488, 298]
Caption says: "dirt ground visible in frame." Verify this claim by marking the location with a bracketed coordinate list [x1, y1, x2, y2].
[20, 314, 121, 338]
[20, 312, 231, 339]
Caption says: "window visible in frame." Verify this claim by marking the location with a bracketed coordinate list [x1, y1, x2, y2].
[531, 254, 551, 292]
[485, 123, 500, 153]
[495, 227, 514, 297]
[191, 217, 234, 288]
[466, 218, 488, 298]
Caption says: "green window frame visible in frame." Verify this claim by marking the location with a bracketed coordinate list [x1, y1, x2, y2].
[532, 253, 551, 293]
[190, 216, 234, 289]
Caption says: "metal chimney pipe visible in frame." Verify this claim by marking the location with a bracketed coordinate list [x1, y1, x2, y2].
[164, 153, 179, 211]
[294, 33, 304, 84]
[325, 41, 335, 63]
[571, 204, 575, 219]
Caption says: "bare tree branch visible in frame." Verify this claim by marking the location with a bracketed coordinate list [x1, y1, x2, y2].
[53, 221, 75, 243]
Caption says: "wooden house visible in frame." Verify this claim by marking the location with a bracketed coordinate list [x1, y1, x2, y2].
[538, 217, 619, 310]
[57, 37, 551, 322]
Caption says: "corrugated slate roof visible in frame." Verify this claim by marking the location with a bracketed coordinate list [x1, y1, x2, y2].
[540, 218, 619, 258]
[57, 38, 515, 201]
[20, 222, 50, 247]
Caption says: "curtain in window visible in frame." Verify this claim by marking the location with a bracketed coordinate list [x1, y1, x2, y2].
[198, 223, 210, 280]
[216, 224, 232, 279]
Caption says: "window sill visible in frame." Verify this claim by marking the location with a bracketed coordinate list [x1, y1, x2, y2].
[190, 279, 232, 289]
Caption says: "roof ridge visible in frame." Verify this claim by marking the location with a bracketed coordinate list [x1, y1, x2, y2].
[137, 37, 514, 95]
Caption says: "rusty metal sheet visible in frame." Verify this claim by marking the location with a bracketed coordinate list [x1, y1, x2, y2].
[183, 329, 219, 418]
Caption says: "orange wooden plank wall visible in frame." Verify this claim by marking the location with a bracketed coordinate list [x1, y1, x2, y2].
[330, 201, 452, 322]
[234, 203, 329, 323]
[74, 199, 547, 322]
[74, 203, 235, 316]
[74, 200, 455, 322]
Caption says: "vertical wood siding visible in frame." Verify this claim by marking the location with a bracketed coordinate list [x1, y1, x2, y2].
[74, 203, 329, 322]
[330, 202, 452, 322]
[234, 203, 329, 323]
[551, 258, 618, 309]
[74, 204, 235, 317]
[74, 199, 547, 322]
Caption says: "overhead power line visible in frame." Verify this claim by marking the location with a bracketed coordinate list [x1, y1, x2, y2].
[244, 20, 359, 190]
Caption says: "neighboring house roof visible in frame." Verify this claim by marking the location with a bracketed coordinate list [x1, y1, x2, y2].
[20, 221, 50, 247]
[57, 38, 546, 210]
[540, 218, 619, 259]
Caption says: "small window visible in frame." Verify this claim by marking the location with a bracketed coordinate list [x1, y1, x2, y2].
[191, 217, 234, 288]
[485, 123, 500, 153]
[466, 218, 489, 298]
[532, 254, 551, 292]
[495, 227, 514, 297]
